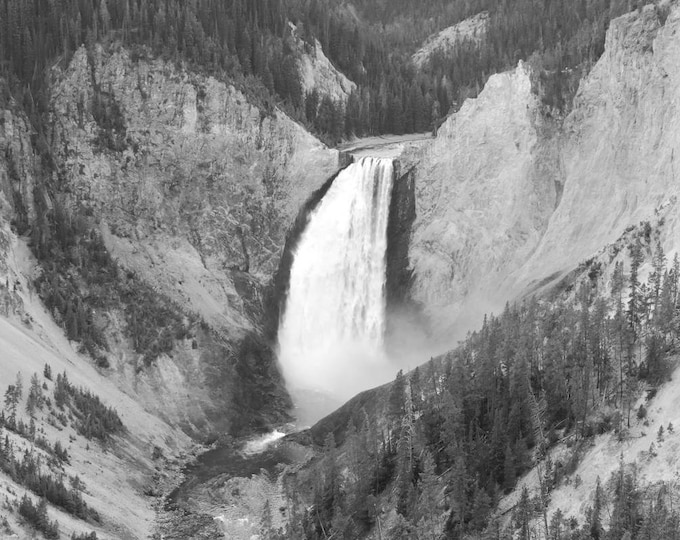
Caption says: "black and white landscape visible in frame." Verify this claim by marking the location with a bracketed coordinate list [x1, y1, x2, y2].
[0, 1, 679, 539]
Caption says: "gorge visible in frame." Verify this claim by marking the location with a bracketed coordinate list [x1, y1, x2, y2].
[1, 1, 680, 539]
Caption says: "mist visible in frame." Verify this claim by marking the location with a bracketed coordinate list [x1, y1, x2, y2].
[277, 157, 397, 425]
[276, 155, 510, 426]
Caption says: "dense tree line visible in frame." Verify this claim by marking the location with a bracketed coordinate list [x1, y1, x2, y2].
[0, 405, 71, 465]
[53, 371, 124, 442]
[269, 230, 680, 539]
[3, 368, 123, 444]
[0, 366, 124, 538]
[0, 367, 123, 533]
[0, 434, 99, 522]
[18, 494, 60, 539]
[0, 0, 665, 145]
[71, 532, 99, 540]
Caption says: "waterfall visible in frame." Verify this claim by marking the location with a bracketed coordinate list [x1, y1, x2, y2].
[278, 157, 394, 402]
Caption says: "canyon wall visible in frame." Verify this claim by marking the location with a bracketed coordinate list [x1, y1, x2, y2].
[1, 44, 341, 436]
[410, 3, 680, 342]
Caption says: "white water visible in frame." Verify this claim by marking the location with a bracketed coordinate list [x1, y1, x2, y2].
[278, 157, 395, 404]
[241, 430, 286, 455]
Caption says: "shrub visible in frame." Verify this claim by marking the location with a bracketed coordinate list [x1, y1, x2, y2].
[53, 372, 124, 441]
[72, 531, 98, 540]
[18, 496, 59, 539]
[0, 437, 93, 522]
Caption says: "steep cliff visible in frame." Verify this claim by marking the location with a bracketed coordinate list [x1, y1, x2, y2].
[514, 4, 680, 291]
[410, 3, 680, 342]
[1, 44, 341, 437]
[410, 61, 560, 338]
[50, 44, 339, 283]
[0, 107, 40, 233]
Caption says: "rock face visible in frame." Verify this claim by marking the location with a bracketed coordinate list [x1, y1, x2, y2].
[514, 4, 680, 289]
[296, 35, 357, 103]
[410, 3, 680, 343]
[412, 11, 489, 68]
[0, 108, 40, 232]
[2, 44, 340, 436]
[410, 62, 559, 338]
[50, 44, 339, 286]
[386, 163, 417, 313]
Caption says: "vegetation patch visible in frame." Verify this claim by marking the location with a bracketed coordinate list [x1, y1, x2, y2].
[31, 197, 196, 367]
[275, 240, 680, 539]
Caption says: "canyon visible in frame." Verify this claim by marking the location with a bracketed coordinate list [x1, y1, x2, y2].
[0, 2, 679, 539]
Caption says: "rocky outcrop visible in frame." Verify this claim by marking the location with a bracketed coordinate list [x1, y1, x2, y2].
[410, 3, 680, 343]
[0, 107, 40, 233]
[412, 11, 489, 68]
[295, 34, 357, 103]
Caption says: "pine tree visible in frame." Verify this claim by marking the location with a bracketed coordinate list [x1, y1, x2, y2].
[590, 297, 610, 394]
[589, 477, 604, 540]
[650, 241, 666, 312]
[610, 455, 641, 539]
[657, 270, 675, 344]
[4, 385, 18, 425]
[549, 509, 564, 540]
[3, 374, 22, 427]
[470, 483, 492, 531]
[14, 372, 23, 402]
[446, 454, 468, 532]
[395, 410, 416, 517]
[315, 432, 341, 535]
[26, 373, 43, 416]
[627, 241, 643, 355]
[502, 444, 516, 492]
[611, 261, 626, 410]
[305, 90, 320, 123]
[514, 486, 533, 540]
[414, 451, 443, 540]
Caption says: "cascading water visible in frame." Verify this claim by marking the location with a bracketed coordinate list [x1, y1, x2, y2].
[278, 157, 395, 406]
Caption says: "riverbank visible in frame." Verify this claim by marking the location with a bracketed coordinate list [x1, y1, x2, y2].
[158, 429, 313, 539]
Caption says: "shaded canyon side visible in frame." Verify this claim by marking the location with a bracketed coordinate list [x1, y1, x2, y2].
[384, 163, 429, 356]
